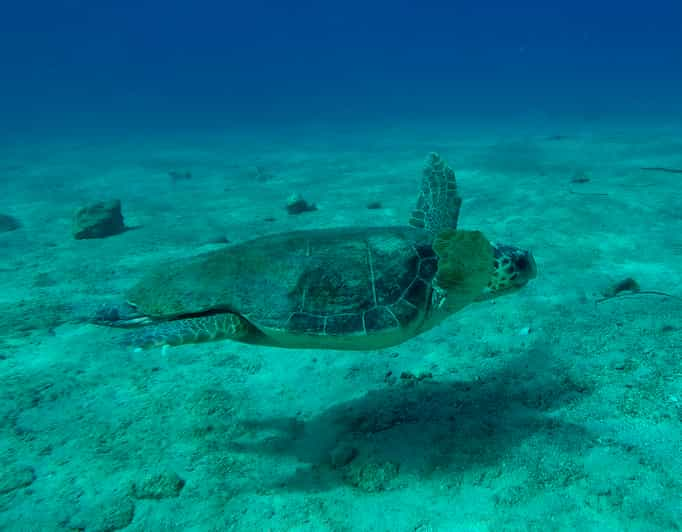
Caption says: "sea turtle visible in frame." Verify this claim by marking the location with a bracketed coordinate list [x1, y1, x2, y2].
[93, 153, 536, 350]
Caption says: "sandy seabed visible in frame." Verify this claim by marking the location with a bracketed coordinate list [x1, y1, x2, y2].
[0, 121, 681, 531]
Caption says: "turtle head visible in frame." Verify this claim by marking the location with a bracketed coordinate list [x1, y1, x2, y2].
[431, 230, 536, 311]
[477, 243, 537, 300]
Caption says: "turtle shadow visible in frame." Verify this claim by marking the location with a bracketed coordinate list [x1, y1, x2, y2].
[229, 350, 595, 492]
[121, 224, 143, 233]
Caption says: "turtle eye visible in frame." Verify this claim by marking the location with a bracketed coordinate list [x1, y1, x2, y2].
[515, 256, 528, 271]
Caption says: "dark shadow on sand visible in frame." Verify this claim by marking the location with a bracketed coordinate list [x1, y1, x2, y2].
[226, 351, 595, 492]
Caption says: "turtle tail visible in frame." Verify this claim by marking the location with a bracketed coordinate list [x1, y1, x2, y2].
[122, 313, 250, 349]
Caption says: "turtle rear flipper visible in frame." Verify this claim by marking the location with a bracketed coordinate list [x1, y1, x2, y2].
[122, 312, 251, 349]
[89, 302, 150, 327]
[65, 300, 147, 327]
[409, 152, 462, 235]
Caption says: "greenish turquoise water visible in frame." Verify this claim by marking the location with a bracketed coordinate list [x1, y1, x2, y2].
[1, 2, 681, 530]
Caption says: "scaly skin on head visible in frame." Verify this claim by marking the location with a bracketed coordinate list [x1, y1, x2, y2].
[478, 243, 537, 300]
[430, 229, 536, 313]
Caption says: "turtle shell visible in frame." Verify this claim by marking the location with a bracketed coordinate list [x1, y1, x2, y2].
[126, 225, 438, 338]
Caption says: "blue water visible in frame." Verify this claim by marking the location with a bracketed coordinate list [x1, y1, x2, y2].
[2, 1, 682, 134]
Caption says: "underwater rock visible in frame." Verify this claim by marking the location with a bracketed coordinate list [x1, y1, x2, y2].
[246, 165, 274, 182]
[73, 199, 126, 239]
[203, 234, 231, 245]
[132, 470, 185, 499]
[570, 170, 591, 184]
[0, 213, 21, 232]
[169, 170, 192, 181]
[603, 277, 640, 297]
[285, 193, 317, 215]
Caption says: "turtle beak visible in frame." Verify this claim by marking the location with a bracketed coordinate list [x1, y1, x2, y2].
[514, 249, 537, 285]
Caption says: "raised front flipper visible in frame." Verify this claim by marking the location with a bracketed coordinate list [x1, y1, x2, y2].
[409, 152, 462, 235]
